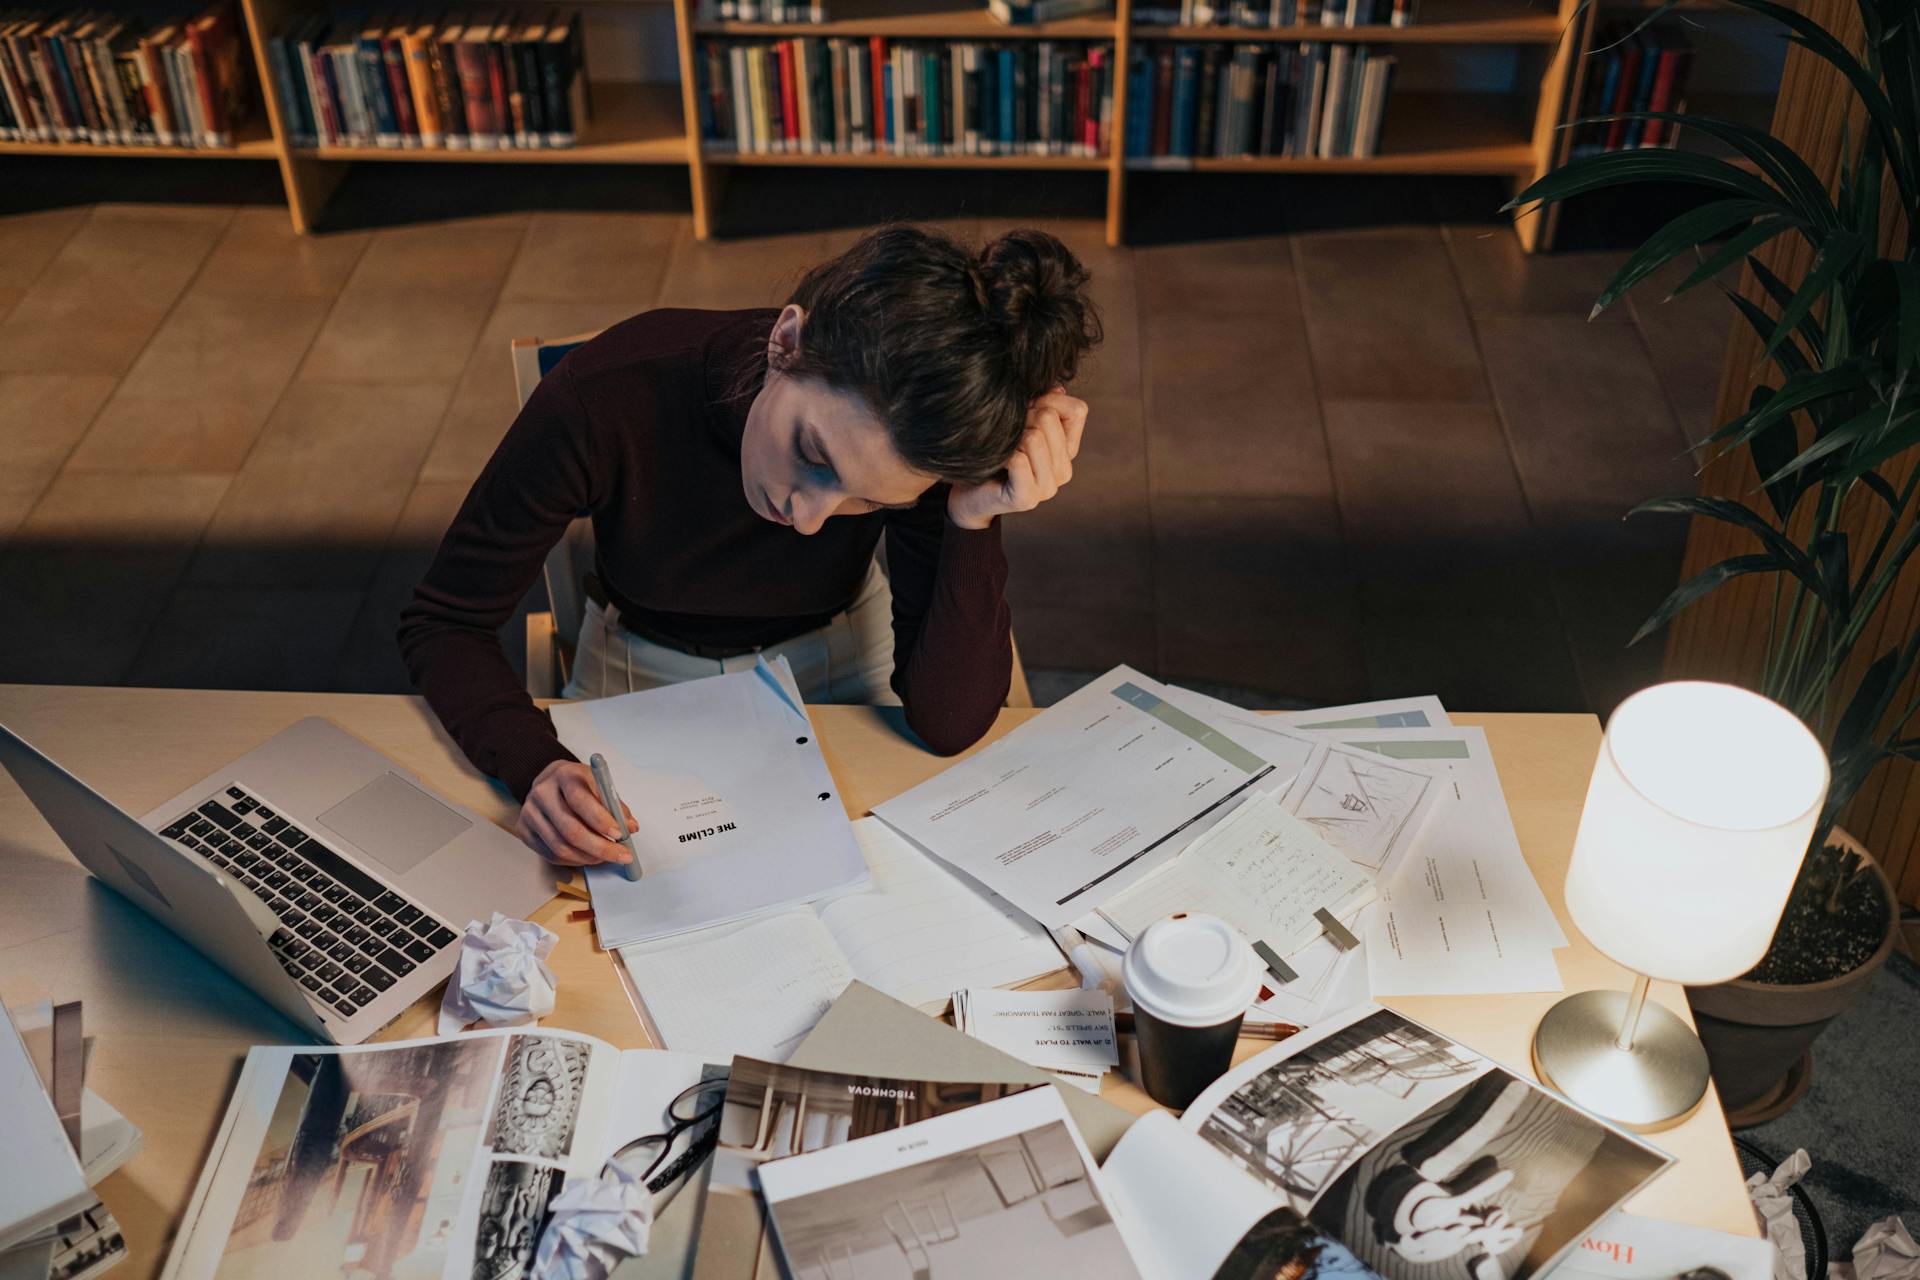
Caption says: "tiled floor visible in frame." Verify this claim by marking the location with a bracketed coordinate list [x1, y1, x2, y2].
[0, 165, 1730, 715]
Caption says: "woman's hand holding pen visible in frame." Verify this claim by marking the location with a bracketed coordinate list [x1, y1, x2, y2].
[517, 759, 638, 866]
[947, 387, 1087, 532]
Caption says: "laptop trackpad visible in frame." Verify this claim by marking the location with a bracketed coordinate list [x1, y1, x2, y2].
[318, 773, 471, 876]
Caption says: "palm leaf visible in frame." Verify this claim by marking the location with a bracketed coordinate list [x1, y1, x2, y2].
[1506, 147, 1791, 214]
[1746, 388, 1806, 522]
[1710, 0, 1917, 202]
[1588, 200, 1778, 318]
[1762, 234, 1868, 363]
[1670, 216, 1796, 298]
[1569, 111, 1834, 225]
[1632, 495, 1837, 608]
[1631, 553, 1781, 645]
[1749, 256, 1828, 359]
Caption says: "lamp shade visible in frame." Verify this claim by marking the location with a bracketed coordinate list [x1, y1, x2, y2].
[1565, 682, 1829, 986]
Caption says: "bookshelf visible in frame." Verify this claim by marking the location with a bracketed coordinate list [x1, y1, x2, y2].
[1534, 1, 1786, 243]
[7, 0, 1612, 247]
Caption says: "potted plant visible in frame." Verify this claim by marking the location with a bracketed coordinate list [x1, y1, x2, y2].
[1507, 0, 1913, 1122]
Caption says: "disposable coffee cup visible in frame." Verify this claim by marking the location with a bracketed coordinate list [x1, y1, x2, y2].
[1122, 912, 1262, 1110]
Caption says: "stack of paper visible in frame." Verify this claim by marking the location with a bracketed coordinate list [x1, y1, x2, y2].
[951, 988, 1119, 1094]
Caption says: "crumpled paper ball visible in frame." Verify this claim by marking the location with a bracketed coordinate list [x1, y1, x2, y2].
[532, 1161, 653, 1280]
[436, 913, 558, 1035]
[1745, 1148, 1812, 1280]
[1839, 1217, 1920, 1280]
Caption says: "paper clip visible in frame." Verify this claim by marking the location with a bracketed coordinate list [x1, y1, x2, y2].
[1313, 907, 1361, 952]
[1252, 940, 1300, 985]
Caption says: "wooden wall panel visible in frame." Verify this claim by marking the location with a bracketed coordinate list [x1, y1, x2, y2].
[1660, 0, 1920, 904]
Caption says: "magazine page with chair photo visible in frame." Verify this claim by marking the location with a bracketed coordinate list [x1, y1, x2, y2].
[159, 1029, 724, 1280]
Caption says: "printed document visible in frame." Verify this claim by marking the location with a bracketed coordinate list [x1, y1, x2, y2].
[1320, 727, 1567, 996]
[874, 666, 1274, 928]
[551, 658, 868, 947]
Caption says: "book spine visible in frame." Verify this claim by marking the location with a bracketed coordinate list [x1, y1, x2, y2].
[315, 45, 345, 146]
[729, 43, 749, 150]
[485, 32, 511, 148]
[186, 23, 225, 146]
[383, 35, 418, 146]
[267, 35, 305, 144]
[434, 34, 467, 149]
[405, 34, 441, 146]
[354, 36, 393, 146]
[454, 41, 494, 147]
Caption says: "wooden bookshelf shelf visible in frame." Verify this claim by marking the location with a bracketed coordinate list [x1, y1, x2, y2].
[0, 122, 280, 160]
[290, 81, 686, 164]
[696, 3, 1116, 39]
[1134, 0, 1561, 43]
[8, 0, 1618, 245]
[708, 147, 1109, 167]
[1126, 90, 1531, 174]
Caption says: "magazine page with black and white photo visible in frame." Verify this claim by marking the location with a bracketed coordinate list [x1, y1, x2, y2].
[755, 1087, 1151, 1280]
[1156, 1004, 1676, 1280]
[691, 1056, 1046, 1280]
[159, 1029, 724, 1280]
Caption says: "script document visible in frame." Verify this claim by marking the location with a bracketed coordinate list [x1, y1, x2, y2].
[874, 665, 1272, 928]
[552, 657, 867, 947]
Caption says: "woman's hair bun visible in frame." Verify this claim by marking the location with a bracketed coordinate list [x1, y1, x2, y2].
[974, 229, 1103, 395]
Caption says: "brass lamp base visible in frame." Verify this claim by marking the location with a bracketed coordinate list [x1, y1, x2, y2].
[1531, 988, 1710, 1133]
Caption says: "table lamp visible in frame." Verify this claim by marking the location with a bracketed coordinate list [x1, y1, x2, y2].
[1533, 681, 1828, 1132]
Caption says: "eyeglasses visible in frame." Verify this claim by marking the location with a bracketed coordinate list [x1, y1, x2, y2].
[602, 1077, 730, 1193]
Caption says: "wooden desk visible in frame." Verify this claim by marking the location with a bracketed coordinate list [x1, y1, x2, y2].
[0, 685, 1757, 1280]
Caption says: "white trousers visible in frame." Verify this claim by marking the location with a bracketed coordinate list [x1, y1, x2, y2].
[560, 559, 902, 705]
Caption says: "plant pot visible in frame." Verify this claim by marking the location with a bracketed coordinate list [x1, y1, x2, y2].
[1686, 830, 1898, 1127]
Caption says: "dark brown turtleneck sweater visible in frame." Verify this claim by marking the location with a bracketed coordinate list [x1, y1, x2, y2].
[397, 307, 1013, 801]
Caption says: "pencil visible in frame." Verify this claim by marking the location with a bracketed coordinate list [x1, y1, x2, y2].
[1113, 1012, 1300, 1042]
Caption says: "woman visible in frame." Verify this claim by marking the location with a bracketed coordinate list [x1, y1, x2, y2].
[399, 224, 1100, 869]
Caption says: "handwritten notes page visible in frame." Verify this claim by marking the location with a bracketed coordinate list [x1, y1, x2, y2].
[1098, 789, 1376, 956]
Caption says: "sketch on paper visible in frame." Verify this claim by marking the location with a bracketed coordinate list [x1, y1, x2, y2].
[1284, 748, 1435, 876]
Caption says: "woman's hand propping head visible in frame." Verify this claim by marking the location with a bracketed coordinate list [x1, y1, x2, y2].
[948, 387, 1087, 530]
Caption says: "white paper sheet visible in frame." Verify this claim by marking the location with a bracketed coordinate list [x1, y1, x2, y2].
[815, 820, 1063, 1010]
[874, 666, 1275, 928]
[953, 988, 1119, 1074]
[1097, 789, 1376, 956]
[617, 819, 1067, 1059]
[553, 658, 869, 947]
[1317, 727, 1568, 996]
[621, 912, 853, 1062]
[1551, 1212, 1776, 1280]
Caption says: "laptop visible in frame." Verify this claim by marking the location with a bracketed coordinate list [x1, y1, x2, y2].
[0, 717, 553, 1045]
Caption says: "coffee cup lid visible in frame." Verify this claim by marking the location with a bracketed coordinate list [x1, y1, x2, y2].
[1122, 912, 1262, 1028]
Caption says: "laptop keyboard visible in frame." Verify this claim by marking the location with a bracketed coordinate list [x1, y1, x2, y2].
[158, 784, 459, 1021]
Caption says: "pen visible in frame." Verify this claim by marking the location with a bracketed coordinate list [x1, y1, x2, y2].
[589, 753, 644, 882]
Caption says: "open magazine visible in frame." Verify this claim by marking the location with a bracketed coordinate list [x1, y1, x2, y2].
[160, 1030, 721, 1280]
[756, 1005, 1675, 1280]
[692, 1056, 1043, 1279]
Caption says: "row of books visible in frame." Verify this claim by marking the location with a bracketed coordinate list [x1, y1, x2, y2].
[1569, 20, 1693, 153]
[0, 2, 247, 147]
[694, 37, 1115, 156]
[263, 11, 588, 150]
[698, 0, 830, 22]
[1127, 40, 1394, 160]
[1135, 0, 1418, 28]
